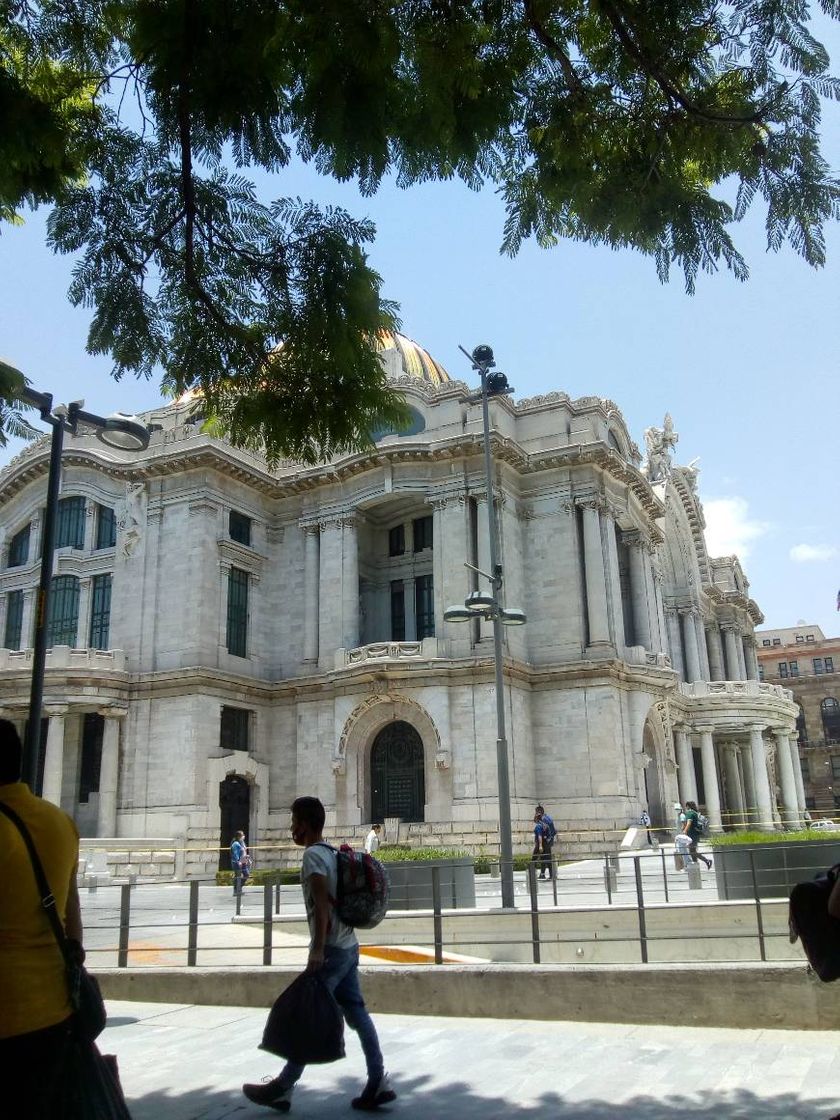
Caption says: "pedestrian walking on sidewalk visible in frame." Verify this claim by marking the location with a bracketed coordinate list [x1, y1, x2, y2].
[243, 796, 396, 1113]
[682, 801, 712, 869]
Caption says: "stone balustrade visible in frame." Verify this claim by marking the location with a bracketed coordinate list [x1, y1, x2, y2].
[0, 646, 127, 672]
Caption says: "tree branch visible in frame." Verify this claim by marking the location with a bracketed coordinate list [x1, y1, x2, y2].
[522, 0, 585, 97]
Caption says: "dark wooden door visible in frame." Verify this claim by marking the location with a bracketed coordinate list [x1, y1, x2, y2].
[371, 721, 425, 823]
[219, 774, 250, 870]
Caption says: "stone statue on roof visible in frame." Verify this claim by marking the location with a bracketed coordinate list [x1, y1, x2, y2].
[643, 413, 679, 482]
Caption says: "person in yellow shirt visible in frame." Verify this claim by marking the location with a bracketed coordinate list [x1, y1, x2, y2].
[0, 719, 84, 1115]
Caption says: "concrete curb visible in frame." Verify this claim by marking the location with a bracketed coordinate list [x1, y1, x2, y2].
[95, 962, 839, 1032]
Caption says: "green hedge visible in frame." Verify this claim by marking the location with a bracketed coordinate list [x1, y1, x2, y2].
[376, 845, 471, 863]
[710, 829, 836, 847]
[215, 868, 300, 886]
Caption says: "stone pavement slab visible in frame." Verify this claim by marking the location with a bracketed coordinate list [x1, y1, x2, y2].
[101, 999, 840, 1120]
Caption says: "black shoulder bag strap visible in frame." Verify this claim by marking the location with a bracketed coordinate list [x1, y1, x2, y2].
[0, 800, 70, 956]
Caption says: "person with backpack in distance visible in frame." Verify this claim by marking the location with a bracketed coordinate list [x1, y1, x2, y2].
[535, 804, 557, 879]
[682, 800, 712, 869]
[243, 796, 395, 1113]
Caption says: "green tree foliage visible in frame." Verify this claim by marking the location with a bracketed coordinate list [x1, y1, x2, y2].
[2, 2, 839, 462]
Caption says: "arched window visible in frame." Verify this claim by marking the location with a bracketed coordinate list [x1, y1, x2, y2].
[46, 575, 80, 647]
[821, 698, 840, 744]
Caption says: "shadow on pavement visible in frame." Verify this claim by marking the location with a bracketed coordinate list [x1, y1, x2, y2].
[125, 1075, 837, 1120]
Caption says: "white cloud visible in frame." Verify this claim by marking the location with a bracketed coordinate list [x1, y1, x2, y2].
[790, 543, 838, 563]
[703, 497, 770, 560]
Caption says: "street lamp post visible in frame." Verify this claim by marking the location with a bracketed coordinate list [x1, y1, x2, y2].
[18, 386, 150, 792]
[444, 344, 525, 909]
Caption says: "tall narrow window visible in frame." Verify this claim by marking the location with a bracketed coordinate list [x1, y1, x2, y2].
[388, 524, 405, 557]
[220, 706, 251, 752]
[46, 575, 80, 646]
[89, 573, 112, 649]
[226, 567, 249, 656]
[55, 496, 86, 549]
[778, 662, 788, 678]
[4, 590, 23, 649]
[229, 510, 252, 546]
[78, 713, 104, 803]
[413, 515, 433, 552]
[789, 660, 799, 677]
[390, 580, 405, 641]
[814, 658, 825, 675]
[95, 505, 116, 549]
[826, 657, 835, 673]
[415, 574, 435, 639]
[7, 524, 30, 568]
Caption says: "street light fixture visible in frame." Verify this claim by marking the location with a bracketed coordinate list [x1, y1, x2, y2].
[16, 384, 150, 792]
[443, 343, 526, 909]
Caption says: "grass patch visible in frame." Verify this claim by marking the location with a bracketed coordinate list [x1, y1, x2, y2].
[215, 868, 300, 886]
[377, 845, 472, 863]
[710, 829, 839, 847]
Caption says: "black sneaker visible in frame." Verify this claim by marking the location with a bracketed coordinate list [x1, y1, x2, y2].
[242, 1077, 294, 1112]
[351, 1072, 397, 1111]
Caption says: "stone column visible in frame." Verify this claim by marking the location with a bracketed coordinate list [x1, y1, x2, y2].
[666, 609, 685, 679]
[96, 711, 122, 836]
[748, 724, 775, 832]
[341, 515, 360, 651]
[20, 588, 36, 650]
[627, 534, 651, 649]
[790, 734, 807, 817]
[318, 519, 343, 662]
[41, 706, 67, 807]
[735, 629, 748, 681]
[580, 501, 610, 648]
[302, 524, 320, 662]
[29, 513, 43, 563]
[83, 502, 96, 552]
[722, 743, 745, 828]
[681, 609, 702, 683]
[722, 626, 741, 681]
[694, 613, 711, 681]
[743, 636, 759, 681]
[706, 627, 725, 681]
[674, 727, 698, 804]
[651, 567, 667, 653]
[77, 577, 92, 648]
[774, 727, 799, 828]
[604, 514, 626, 651]
[739, 741, 756, 828]
[430, 499, 446, 638]
[696, 726, 722, 832]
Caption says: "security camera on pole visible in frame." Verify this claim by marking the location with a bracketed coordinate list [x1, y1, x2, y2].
[444, 344, 526, 910]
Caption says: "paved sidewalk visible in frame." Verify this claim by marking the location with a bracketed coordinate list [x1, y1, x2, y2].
[102, 999, 839, 1120]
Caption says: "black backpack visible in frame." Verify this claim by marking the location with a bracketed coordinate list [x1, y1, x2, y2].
[788, 863, 840, 981]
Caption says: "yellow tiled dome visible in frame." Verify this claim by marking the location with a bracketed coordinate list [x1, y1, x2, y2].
[378, 330, 450, 386]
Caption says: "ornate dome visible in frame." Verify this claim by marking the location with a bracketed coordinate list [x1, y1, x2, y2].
[377, 330, 450, 386]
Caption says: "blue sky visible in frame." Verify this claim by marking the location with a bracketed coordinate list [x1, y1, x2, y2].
[2, 29, 839, 636]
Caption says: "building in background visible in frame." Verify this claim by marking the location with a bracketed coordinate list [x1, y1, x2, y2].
[756, 624, 840, 817]
[0, 333, 801, 876]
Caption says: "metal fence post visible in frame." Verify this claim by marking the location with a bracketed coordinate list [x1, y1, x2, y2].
[274, 880, 281, 915]
[748, 850, 767, 962]
[117, 882, 131, 969]
[633, 856, 648, 964]
[604, 854, 615, 904]
[527, 861, 541, 964]
[263, 883, 273, 965]
[235, 874, 242, 917]
[659, 846, 669, 903]
[187, 879, 199, 966]
[551, 856, 558, 907]
[431, 866, 443, 964]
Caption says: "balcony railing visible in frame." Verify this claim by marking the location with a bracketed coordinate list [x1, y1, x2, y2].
[679, 679, 793, 701]
[0, 646, 127, 672]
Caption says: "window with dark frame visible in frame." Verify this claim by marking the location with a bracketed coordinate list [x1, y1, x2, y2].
[412, 515, 433, 553]
[826, 657, 835, 673]
[46, 575, 80, 647]
[778, 662, 788, 678]
[414, 574, 435, 639]
[762, 639, 771, 647]
[4, 590, 23, 650]
[789, 660, 799, 677]
[78, 713, 104, 803]
[388, 524, 405, 557]
[89, 573, 112, 650]
[95, 505, 116, 550]
[226, 567, 249, 656]
[807, 634, 815, 642]
[814, 658, 825, 675]
[831, 756, 840, 782]
[229, 510, 252, 547]
[7, 523, 30, 568]
[772, 638, 781, 646]
[390, 580, 405, 641]
[55, 496, 86, 549]
[220, 706, 251, 752]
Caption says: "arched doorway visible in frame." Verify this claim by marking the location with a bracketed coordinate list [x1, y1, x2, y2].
[218, 774, 251, 871]
[370, 721, 425, 823]
[641, 722, 666, 829]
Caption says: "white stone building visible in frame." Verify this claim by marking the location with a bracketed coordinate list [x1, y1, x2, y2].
[0, 334, 802, 874]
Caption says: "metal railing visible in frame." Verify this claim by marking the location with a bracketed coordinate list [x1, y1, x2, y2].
[78, 841, 832, 971]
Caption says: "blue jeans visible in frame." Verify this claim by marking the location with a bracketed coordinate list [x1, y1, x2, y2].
[279, 945, 384, 1086]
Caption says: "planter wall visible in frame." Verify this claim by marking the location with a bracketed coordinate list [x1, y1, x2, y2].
[714, 838, 840, 900]
[384, 857, 476, 910]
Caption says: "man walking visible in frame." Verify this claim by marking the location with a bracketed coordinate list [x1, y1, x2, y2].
[682, 800, 712, 869]
[243, 796, 395, 1112]
[535, 804, 556, 879]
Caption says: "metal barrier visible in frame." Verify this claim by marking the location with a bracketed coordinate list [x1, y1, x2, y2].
[78, 842, 827, 971]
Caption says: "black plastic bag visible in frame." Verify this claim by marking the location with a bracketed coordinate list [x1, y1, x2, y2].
[61, 1040, 134, 1119]
[260, 973, 346, 1064]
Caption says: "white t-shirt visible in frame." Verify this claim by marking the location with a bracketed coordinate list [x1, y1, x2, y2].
[364, 829, 380, 854]
[301, 843, 357, 950]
